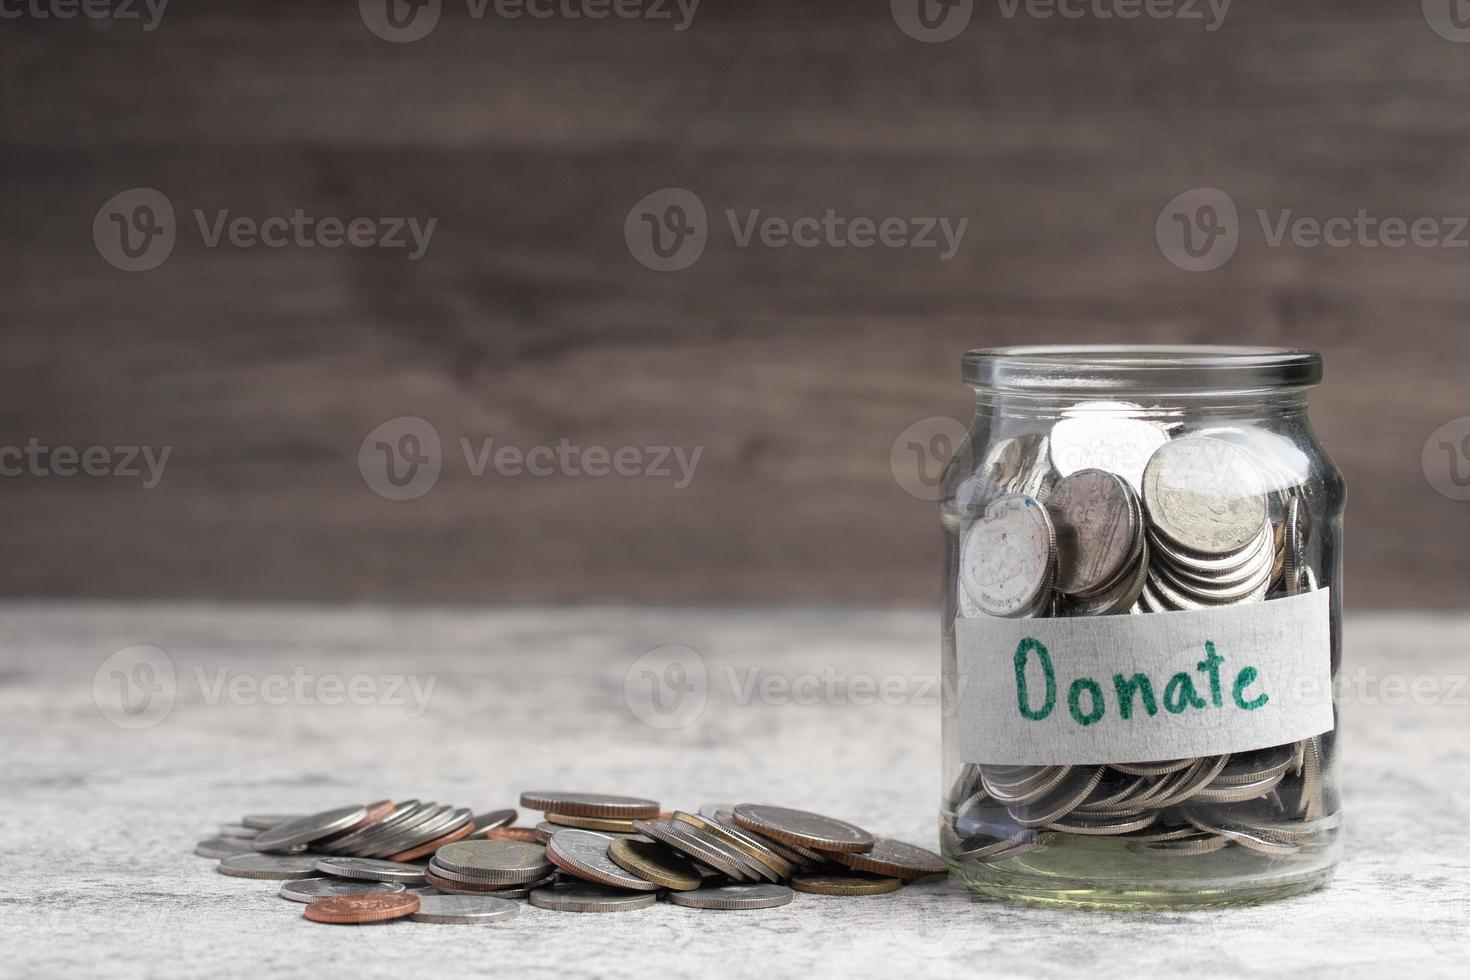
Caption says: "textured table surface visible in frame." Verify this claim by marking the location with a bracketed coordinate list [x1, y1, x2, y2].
[3, 603, 1468, 978]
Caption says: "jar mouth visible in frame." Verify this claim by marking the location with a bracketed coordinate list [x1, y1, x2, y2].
[962, 345, 1323, 395]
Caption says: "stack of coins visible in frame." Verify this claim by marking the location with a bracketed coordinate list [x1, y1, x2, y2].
[1140, 436, 1284, 612]
[950, 408, 1336, 865]
[196, 794, 945, 922]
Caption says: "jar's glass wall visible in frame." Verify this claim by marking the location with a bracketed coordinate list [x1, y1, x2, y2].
[940, 348, 1344, 909]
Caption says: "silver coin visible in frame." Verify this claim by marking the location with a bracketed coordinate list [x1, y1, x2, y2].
[353, 803, 454, 858]
[315, 799, 424, 854]
[411, 893, 519, 924]
[470, 810, 518, 836]
[981, 765, 1072, 807]
[1213, 745, 1297, 786]
[242, 813, 302, 831]
[666, 884, 794, 910]
[1184, 812, 1301, 856]
[194, 836, 257, 859]
[314, 857, 429, 884]
[682, 814, 795, 878]
[545, 829, 660, 891]
[278, 878, 406, 903]
[1191, 771, 1285, 804]
[252, 804, 367, 853]
[433, 840, 554, 882]
[959, 495, 1056, 618]
[1043, 812, 1157, 836]
[669, 819, 777, 882]
[1061, 536, 1148, 616]
[1048, 469, 1140, 596]
[1049, 413, 1169, 493]
[1127, 833, 1230, 856]
[218, 824, 259, 840]
[633, 820, 754, 881]
[368, 806, 472, 858]
[731, 804, 876, 854]
[698, 802, 741, 820]
[218, 853, 327, 880]
[711, 811, 822, 869]
[429, 874, 557, 899]
[1007, 766, 1104, 827]
[954, 830, 1052, 863]
[528, 882, 657, 913]
[1142, 437, 1267, 556]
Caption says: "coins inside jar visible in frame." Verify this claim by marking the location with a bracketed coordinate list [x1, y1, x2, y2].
[950, 410, 1336, 867]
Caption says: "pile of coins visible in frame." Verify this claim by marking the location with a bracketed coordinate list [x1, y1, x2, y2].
[195, 792, 944, 922]
[950, 412, 1337, 864]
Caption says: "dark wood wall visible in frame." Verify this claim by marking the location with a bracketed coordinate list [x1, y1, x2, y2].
[2, 1, 1468, 606]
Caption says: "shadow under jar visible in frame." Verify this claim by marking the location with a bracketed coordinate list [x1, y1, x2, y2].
[939, 346, 1344, 909]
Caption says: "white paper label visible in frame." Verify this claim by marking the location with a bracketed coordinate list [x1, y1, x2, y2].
[956, 589, 1333, 765]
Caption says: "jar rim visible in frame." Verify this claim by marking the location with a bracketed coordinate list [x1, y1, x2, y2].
[962, 345, 1322, 394]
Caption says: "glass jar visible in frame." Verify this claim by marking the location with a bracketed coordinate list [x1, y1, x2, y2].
[939, 346, 1344, 909]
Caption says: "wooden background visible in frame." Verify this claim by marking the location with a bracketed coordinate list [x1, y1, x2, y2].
[2, 0, 1468, 606]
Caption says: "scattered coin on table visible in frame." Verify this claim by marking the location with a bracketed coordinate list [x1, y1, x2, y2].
[303, 892, 420, 924]
[199, 793, 944, 925]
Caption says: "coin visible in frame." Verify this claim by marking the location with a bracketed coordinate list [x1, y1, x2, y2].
[388, 816, 477, 861]
[279, 878, 406, 903]
[314, 857, 429, 884]
[422, 868, 552, 894]
[303, 892, 420, 924]
[668, 819, 776, 882]
[790, 873, 903, 896]
[1049, 413, 1169, 493]
[608, 838, 702, 891]
[469, 810, 518, 835]
[411, 894, 519, 924]
[544, 812, 639, 833]
[545, 829, 661, 892]
[218, 853, 328, 880]
[1048, 469, 1140, 596]
[433, 840, 553, 883]
[830, 838, 945, 880]
[242, 813, 301, 831]
[675, 812, 794, 878]
[528, 882, 658, 913]
[194, 837, 258, 859]
[711, 811, 821, 868]
[253, 804, 368, 853]
[958, 495, 1056, 618]
[731, 804, 875, 854]
[1143, 437, 1267, 556]
[481, 826, 543, 844]
[362, 805, 470, 859]
[518, 792, 661, 819]
[314, 799, 424, 855]
[1006, 766, 1104, 827]
[666, 884, 795, 910]
[632, 820, 755, 881]
[218, 824, 259, 839]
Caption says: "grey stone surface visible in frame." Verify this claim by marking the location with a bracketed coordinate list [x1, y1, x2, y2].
[2, 603, 1467, 978]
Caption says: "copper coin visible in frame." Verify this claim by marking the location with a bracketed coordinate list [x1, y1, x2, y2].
[790, 872, 903, 896]
[387, 818, 476, 862]
[732, 805, 875, 854]
[518, 792, 660, 819]
[481, 826, 543, 844]
[831, 837, 946, 880]
[303, 892, 420, 924]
